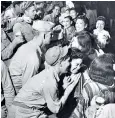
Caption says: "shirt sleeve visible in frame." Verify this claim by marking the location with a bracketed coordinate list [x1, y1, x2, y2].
[8, 17, 23, 29]
[1, 42, 16, 60]
[1, 61, 15, 109]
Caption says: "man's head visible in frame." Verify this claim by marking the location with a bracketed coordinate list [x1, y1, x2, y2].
[24, 2, 36, 20]
[43, 31, 53, 45]
[69, 8, 78, 19]
[63, 16, 73, 29]
[52, 5, 60, 16]
[45, 46, 70, 74]
[34, 1, 45, 10]
[12, 1, 22, 16]
[32, 31, 53, 47]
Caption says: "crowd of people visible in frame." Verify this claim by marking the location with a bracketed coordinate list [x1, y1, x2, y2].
[1, 1, 115, 118]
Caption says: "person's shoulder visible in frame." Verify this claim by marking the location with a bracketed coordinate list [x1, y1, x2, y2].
[43, 14, 51, 20]
[102, 29, 108, 33]
[13, 22, 24, 33]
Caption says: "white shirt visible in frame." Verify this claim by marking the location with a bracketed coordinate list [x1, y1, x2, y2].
[93, 29, 110, 38]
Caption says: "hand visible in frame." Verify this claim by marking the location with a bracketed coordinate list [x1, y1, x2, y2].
[53, 25, 62, 31]
[63, 76, 73, 89]
[1, 105, 7, 118]
[58, 29, 64, 40]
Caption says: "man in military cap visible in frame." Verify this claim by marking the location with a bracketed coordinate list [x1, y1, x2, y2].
[13, 1, 37, 42]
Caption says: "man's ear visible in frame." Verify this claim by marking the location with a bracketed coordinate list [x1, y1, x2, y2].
[85, 24, 87, 29]
[71, 21, 72, 25]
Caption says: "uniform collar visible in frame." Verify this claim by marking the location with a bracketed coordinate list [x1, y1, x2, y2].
[48, 67, 60, 82]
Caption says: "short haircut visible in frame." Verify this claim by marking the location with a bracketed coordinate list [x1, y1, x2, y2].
[52, 4, 60, 12]
[89, 53, 115, 86]
[12, 1, 22, 8]
[75, 31, 92, 53]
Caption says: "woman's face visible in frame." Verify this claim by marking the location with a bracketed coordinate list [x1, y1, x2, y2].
[71, 37, 82, 50]
[70, 10, 77, 19]
[71, 58, 83, 74]
[63, 17, 72, 29]
[75, 19, 87, 32]
[96, 20, 105, 31]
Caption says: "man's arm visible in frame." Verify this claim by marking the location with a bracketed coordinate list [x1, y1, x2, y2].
[1, 61, 15, 109]
[43, 73, 81, 114]
[1, 31, 25, 60]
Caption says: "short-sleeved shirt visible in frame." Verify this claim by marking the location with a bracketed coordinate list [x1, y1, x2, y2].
[9, 41, 41, 93]
[14, 67, 61, 115]
[13, 21, 35, 42]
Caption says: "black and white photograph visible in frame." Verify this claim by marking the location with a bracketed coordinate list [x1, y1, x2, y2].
[1, 1, 115, 118]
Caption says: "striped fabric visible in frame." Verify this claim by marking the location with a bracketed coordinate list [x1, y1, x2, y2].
[72, 80, 115, 118]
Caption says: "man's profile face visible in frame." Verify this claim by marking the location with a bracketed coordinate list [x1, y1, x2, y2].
[26, 6, 36, 20]
[60, 57, 71, 74]
[53, 6, 60, 16]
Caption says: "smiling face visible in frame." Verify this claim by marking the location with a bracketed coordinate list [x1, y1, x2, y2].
[71, 58, 83, 74]
[75, 19, 87, 32]
[63, 17, 72, 29]
[70, 10, 77, 19]
[96, 20, 105, 31]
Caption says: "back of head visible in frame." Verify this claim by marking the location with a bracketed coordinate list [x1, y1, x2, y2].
[89, 53, 115, 86]
[45, 46, 69, 66]
[12, 1, 22, 8]
[76, 31, 92, 53]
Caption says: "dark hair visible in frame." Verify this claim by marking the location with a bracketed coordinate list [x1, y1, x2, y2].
[71, 47, 84, 59]
[89, 53, 115, 86]
[97, 16, 106, 24]
[76, 15, 89, 26]
[64, 16, 73, 22]
[12, 1, 22, 8]
[75, 31, 92, 53]
[69, 8, 76, 12]
[52, 4, 60, 12]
